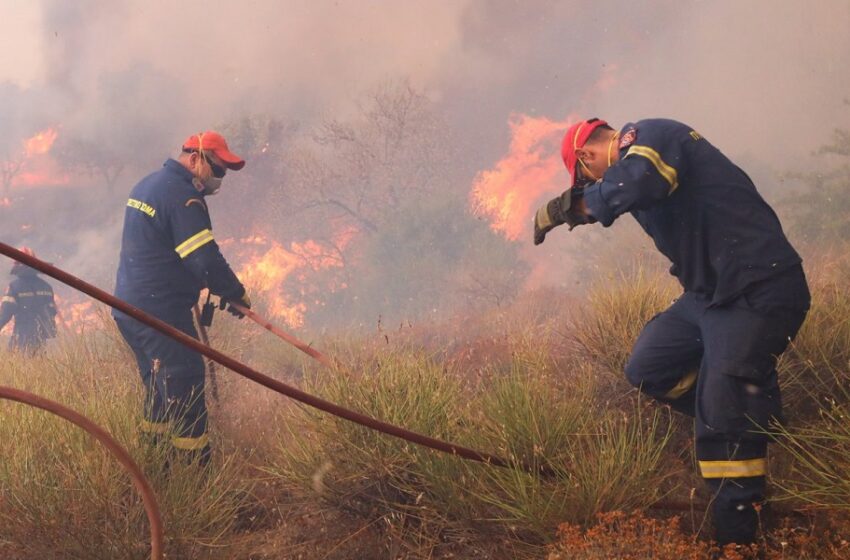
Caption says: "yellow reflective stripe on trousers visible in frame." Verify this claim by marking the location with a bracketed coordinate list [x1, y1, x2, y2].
[140, 419, 170, 434]
[626, 145, 679, 193]
[175, 229, 214, 258]
[699, 458, 766, 478]
[172, 433, 210, 450]
[663, 370, 697, 400]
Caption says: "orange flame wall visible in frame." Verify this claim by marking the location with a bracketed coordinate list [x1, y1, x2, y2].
[469, 113, 576, 241]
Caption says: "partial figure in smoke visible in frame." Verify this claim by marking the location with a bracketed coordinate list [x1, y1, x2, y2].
[534, 118, 810, 547]
[0, 247, 58, 355]
[113, 131, 251, 467]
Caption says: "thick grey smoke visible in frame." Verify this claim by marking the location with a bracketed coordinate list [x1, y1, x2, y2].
[22, 0, 849, 163]
[0, 0, 847, 327]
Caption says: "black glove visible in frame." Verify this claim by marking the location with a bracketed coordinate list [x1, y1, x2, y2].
[533, 187, 594, 245]
[220, 292, 251, 319]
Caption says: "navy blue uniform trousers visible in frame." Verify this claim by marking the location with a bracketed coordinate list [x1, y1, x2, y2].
[115, 310, 210, 461]
[624, 266, 809, 544]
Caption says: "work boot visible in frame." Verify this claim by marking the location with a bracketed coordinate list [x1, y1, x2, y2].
[707, 476, 765, 546]
[711, 493, 761, 546]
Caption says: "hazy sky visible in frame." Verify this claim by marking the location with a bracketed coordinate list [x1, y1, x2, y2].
[1, 0, 847, 167]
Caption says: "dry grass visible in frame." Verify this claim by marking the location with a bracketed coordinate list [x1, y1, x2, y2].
[0, 327, 253, 560]
[0, 254, 849, 558]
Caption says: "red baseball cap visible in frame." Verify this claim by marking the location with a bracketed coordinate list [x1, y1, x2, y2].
[183, 131, 245, 171]
[561, 118, 608, 186]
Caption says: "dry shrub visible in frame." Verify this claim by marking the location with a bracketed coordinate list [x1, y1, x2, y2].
[778, 254, 850, 416]
[0, 332, 253, 560]
[265, 332, 676, 551]
[568, 264, 679, 380]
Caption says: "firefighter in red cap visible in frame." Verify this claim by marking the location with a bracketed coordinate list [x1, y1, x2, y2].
[0, 247, 57, 355]
[113, 131, 251, 466]
[534, 118, 810, 546]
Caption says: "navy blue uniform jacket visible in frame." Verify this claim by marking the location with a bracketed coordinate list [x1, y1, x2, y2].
[582, 119, 801, 306]
[114, 159, 244, 319]
[0, 266, 57, 346]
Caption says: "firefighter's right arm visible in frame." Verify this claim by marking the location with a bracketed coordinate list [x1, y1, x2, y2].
[581, 124, 688, 227]
[0, 291, 16, 331]
[533, 187, 596, 245]
[171, 198, 247, 303]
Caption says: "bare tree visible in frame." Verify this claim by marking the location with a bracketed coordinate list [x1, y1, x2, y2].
[276, 80, 452, 239]
[0, 155, 24, 195]
[54, 137, 127, 192]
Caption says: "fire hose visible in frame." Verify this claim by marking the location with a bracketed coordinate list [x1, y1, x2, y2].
[0, 386, 163, 560]
[0, 243, 805, 518]
[0, 242, 519, 472]
[192, 303, 219, 401]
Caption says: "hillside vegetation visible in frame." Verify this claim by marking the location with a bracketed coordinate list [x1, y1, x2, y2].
[0, 252, 848, 559]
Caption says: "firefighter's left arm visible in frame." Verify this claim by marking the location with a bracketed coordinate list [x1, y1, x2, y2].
[581, 131, 686, 227]
[171, 198, 246, 301]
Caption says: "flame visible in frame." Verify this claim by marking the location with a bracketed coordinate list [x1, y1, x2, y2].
[6, 127, 70, 188]
[53, 295, 103, 333]
[469, 62, 622, 242]
[15, 169, 71, 187]
[24, 128, 58, 157]
[224, 230, 355, 328]
[0, 294, 101, 336]
[469, 113, 576, 240]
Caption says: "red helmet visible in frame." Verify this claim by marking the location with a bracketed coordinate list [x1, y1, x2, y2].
[561, 118, 609, 187]
[11, 247, 36, 273]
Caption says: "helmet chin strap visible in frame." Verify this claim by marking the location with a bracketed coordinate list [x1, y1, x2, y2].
[577, 132, 620, 183]
[607, 132, 620, 167]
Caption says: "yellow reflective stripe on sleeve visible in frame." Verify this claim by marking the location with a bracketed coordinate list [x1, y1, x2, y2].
[175, 229, 215, 259]
[663, 370, 698, 400]
[626, 145, 679, 193]
[699, 458, 766, 479]
[17, 292, 34, 297]
[140, 419, 170, 434]
[1, 295, 15, 304]
[127, 198, 157, 218]
[172, 433, 210, 450]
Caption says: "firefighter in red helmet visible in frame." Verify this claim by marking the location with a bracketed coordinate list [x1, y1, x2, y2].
[0, 247, 58, 355]
[535, 117, 809, 546]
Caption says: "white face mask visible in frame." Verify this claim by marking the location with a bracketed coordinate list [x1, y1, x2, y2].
[192, 170, 223, 196]
[202, 176, 223, 196]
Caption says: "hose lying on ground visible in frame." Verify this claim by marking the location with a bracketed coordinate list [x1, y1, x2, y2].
[0, 242, 519, 471]
[0, 385, 163, 560]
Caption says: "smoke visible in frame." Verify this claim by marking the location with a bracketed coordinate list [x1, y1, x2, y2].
[4, 1, 846, 157]
[0, 0, 847, 327]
